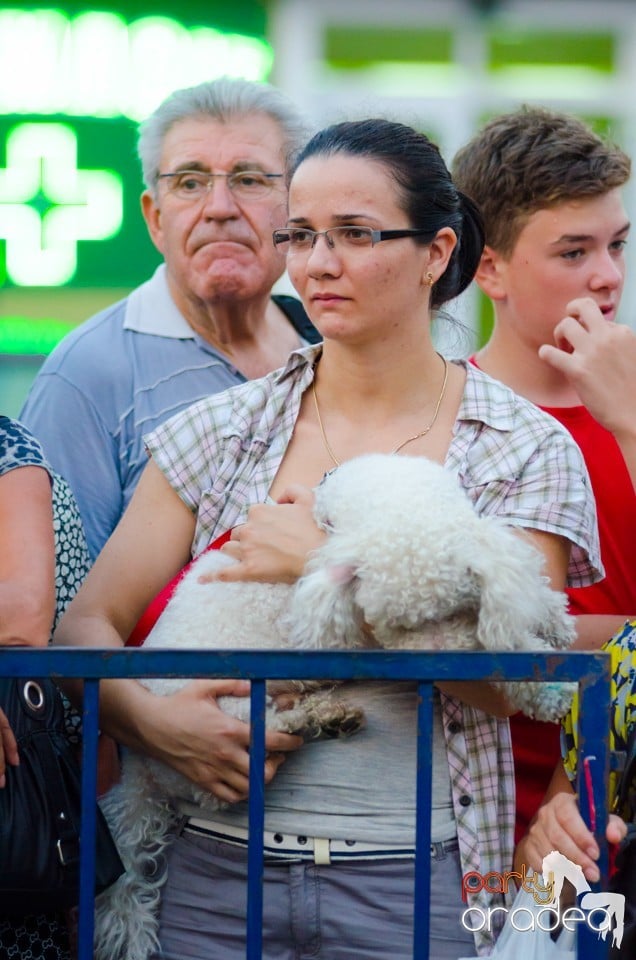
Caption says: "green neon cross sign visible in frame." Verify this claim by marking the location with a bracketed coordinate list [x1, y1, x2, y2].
[0, 122, 123, 286]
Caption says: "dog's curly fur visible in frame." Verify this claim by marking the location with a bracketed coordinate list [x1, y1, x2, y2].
[96, 453, 575, 960]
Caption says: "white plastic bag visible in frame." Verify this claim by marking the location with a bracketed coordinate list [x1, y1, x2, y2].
[459, 886, 575, 959]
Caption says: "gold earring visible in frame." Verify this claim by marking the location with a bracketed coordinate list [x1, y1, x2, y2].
[426, 271, 434, 287]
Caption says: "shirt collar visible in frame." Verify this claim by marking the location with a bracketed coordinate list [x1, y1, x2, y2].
[457, 361, 518, 433]
[123, 264, 195, 339]
[274, 342, 322, 383]
[271, 352, 518, 435]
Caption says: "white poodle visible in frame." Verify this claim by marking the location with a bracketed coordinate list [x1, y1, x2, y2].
[95, 453, 575, 960]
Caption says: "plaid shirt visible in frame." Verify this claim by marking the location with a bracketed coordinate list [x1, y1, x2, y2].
[147, 345, 601, 955]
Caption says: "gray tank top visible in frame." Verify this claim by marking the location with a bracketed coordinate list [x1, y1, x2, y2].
[205, 681, 456, 845]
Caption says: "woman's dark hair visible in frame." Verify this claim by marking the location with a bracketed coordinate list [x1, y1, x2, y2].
[288, 118, 485, 310]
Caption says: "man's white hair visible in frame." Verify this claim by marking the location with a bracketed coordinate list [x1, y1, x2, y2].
[137, 76, 312, 195]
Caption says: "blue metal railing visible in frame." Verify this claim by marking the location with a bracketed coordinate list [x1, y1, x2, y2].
[0, 647, 614, 960]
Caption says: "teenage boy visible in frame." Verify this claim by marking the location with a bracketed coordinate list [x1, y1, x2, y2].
[452, 105, 636, 842]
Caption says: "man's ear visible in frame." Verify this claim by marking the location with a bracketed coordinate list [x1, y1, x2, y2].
[474, 245, 507, 301]
[141, 190, 165, 256]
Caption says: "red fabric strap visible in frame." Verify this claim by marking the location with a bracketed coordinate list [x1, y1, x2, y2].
[126, 529, 233, 647]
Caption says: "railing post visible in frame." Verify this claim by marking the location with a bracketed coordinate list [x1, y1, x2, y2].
[246, 679, 267, 960]
[576, 660, 613, 960]
[413, 679, 434, 960]
[78, 677, 100, 960]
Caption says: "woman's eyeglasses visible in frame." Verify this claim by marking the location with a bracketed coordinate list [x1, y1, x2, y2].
[272, 225, 434, 253]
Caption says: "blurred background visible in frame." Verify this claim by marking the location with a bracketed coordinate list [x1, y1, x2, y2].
[2, 0, 635, 414]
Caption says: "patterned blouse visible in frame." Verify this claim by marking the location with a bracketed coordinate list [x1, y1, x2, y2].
[146, 346, 602, 956]
[0, 416, 90, 630]
[562, 619, 636, 818]
[0, 423, 89, 955]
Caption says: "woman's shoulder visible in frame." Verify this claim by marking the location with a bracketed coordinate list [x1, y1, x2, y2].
[148, 345, 319, 448]
[459, 360, 577, 441]
[454, 359, 589, 487]
[0, 415, 50, 476]
[202, 344, 318, 413]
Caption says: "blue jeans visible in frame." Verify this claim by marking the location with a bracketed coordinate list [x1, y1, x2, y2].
[154, 831, 476, 959]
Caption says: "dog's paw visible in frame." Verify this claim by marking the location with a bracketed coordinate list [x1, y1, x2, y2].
[273, 696, 366, 740]
[311, 704, 366, 740]
[503, 680, 576, 722]
[529, 681, 576, 722]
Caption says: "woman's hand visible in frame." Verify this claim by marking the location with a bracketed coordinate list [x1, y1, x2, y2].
[515, 789, 627, 883]
[0, 707, 19, 788]
[135, 679, 302, 804]
[203, 485, 326, 585]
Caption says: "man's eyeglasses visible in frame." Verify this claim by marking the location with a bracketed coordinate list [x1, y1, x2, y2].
[157, 169, 284, 202]
[272, 225, 435, 253]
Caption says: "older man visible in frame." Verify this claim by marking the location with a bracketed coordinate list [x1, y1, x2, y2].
[21, 78, 317, 560]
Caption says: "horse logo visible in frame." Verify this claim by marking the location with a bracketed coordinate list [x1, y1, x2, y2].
[542, 850, 625, 949]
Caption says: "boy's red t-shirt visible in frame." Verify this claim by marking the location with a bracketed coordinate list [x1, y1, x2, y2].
[469, 356, 636, 842]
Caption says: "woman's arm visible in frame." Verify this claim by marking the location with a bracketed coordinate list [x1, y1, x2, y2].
[0, 708, 18, 788]
[0, 465, 55, 647]
[573, 614, 636, 651]
[437, 528, 571, 715]
[0, 463, 56, 782]
[55, 460, 195, 651]
[54, 460, 300, 802]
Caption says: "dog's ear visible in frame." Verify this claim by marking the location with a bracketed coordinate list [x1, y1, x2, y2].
[471, 520, 571, 652]
[286, 559, 364, 651]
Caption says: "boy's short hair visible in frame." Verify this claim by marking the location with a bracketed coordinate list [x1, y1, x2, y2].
[452, 105, 631, 257]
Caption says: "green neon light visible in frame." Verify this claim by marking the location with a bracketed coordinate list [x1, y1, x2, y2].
[0, 316, 76, 355]
[0, 122, 123, 286]
[0, 10, 273, 121]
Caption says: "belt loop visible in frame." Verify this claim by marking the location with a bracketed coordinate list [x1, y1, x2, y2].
[430, 841, 444, 861]
[176, 815, 189, 838]
[313, 837, 331, 865]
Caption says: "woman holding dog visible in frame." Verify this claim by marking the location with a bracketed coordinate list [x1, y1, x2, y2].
[56, 118, 601, 959]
